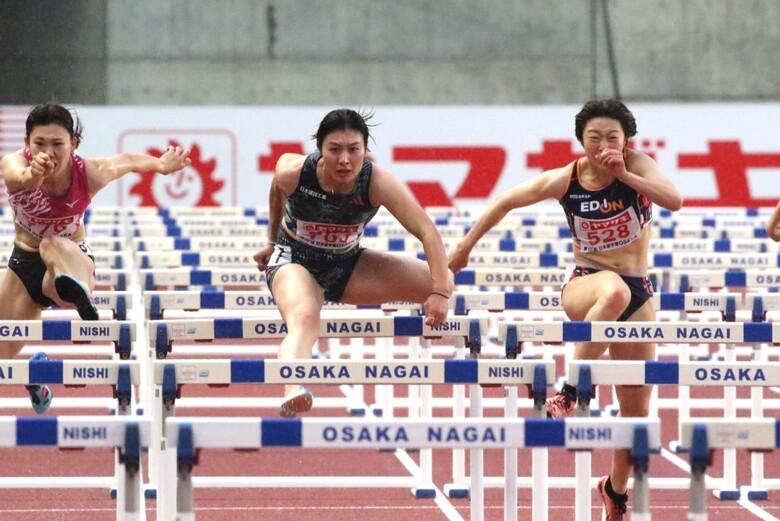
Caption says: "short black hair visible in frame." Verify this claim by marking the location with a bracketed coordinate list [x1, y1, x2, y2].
[575, 99, 637, 144]
[313, 108, 373, 151]
[26, 103, 84, 145]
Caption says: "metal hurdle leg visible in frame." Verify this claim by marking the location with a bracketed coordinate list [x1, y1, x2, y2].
[688, 424, 709, 521]
[531, 363, 550, 521]
[466, 318, 486, 521]
[470, 383, 485, 521]
[444, 335, 469, 498]
[631, 424, 652, 521]
[408, 337, 422, 419]
[714, 343, 739, 500]
[670, 310, 693, 454]
[503, 385, 518, 521]
[745, 341, 769, 500]
[119, 422, 144, 521]
[574, 366, 593, 521]
[371, 336, 395, 417]
[411, 337, 436, 498]
[347, 337, 366, 415]
[158, 422, 182, 521]
[149, 363, 178, 500]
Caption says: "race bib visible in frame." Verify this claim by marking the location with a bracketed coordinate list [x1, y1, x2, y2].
[17, 212, 81, 239]
[573, 207, 642, 253]
[295, 219, 364, 251]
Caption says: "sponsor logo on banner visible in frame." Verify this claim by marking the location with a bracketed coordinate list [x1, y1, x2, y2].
[118, 130, 236, 207]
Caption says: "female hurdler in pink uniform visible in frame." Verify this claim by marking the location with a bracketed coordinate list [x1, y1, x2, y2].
[0, 103, 190, 413]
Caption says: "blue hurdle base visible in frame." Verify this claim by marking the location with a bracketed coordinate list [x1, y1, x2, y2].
[713, 489, 740, 500]
[412, 487, 436, 499]
[443, 485, 470, 499]
[741, 487, 768, 501]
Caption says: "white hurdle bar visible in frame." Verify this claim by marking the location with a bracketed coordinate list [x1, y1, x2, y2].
[161, 416, 659, 521]
[148, 315, 488, 359]
[496, 320, 774, 345]
[0, 267, 130, 291]
[0, 319, 137, 359]
[0, 359, 141, 413]
[674, 269, 780, 291]
[0, 416, 151, 521]
[152, 357, 553, 433]
[142, 288, 741, 320]
[678, 419, 780, 521]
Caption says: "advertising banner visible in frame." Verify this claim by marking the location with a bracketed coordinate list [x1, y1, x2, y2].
[2, 104, 779, 209]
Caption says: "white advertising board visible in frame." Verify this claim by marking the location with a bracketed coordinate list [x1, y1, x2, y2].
[2, 104, 779, 209]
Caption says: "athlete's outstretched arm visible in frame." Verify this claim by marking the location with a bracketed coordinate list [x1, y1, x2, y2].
[86, 145, 191, 196]
[370, 166, 451, 298]
[448, 167, 570, 273]
[767, 200, 780, 242]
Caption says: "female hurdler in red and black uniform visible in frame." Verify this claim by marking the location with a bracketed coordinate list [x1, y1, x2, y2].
[449, 99, 682, 521]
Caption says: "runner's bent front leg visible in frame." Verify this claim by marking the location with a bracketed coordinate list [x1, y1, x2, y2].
[270, 264, 324, 410]
[39, 237, 98, 319]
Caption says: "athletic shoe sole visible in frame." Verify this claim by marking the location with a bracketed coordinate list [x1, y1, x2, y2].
[27, 384, 53, 414]
[280, 388, 314, 417]
[54, 274, 99, 320]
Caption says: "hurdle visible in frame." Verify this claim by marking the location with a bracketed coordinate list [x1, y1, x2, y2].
[567, 359, 780, 499]
[678, 418, 780, 520]
[0, 357, 141, 413]
[130, 222, 268, 238]
[0, 250, 130, 270]
[674, 268, 780, 292]
[161, 416, 659, 521]
[496, 320, 778, 501]
[148, 357, 551, 506]
[139, 267, 266, 290]
[0, 319, 136, 360]
[143, 316, 490, 486]
[0, 415, 151, 520]
[132, 235, 267, 252]
[0, 358, 146, 506]
[0, 236, 127, 252]
[0, 267, 129, 291]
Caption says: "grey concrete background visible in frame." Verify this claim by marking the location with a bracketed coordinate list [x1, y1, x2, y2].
[2, 0, 779, 105]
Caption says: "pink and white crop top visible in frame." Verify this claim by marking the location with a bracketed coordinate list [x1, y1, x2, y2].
[8, 149, 92, 239]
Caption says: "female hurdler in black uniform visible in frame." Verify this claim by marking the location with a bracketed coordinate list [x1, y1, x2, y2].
[254, 109, 453, 418]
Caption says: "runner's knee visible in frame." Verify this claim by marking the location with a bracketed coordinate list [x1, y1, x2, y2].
[598, 283, 631, 318]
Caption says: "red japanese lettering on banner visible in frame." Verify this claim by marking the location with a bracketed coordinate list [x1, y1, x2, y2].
[257, 143, 306, 173]
[394, 146, 506, 207]
[527, 140, 581, 171]
[679, 141, 780, 207]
